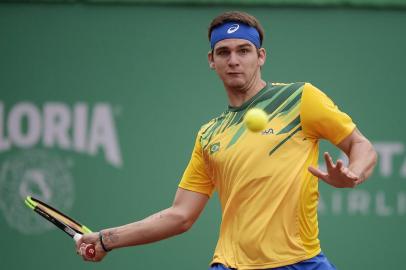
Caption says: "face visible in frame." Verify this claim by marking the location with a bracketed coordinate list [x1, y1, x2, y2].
[208, 38, 266, 92]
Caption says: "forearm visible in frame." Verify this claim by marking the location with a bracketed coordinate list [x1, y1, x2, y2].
[347, 138, 377, 182]
[100, 207, 191, 250]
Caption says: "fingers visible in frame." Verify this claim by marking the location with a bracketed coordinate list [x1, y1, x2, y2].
[75, 238, 83, 250]
[75, 232, 98, 262]
[79, 244, 86, 255]
[75, 235, 84, 256]
[347, 170, 360, 182]
[354, 177, 364, 186]
[75, 232, 106, 262]
[336, 159, 343, 170]
[324, 152, 335, 171]
[310, 153, 366, 189]
[79, 244, 88, 260]
[308, 166, 328, 180]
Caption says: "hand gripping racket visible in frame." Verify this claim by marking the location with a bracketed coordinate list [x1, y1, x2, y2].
[24, 196, 96, 258]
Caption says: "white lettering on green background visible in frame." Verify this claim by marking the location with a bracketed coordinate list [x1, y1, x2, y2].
[0, 102, 122, 167]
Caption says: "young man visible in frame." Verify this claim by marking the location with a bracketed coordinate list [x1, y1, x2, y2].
[76, 11, 377, 270]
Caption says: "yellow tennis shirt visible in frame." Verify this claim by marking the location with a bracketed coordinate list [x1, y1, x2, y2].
[179, 82, 356, 269]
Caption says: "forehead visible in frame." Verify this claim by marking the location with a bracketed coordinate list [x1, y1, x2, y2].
[214, 38, 255, 50]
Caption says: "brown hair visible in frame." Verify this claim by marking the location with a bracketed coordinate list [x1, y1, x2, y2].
[208, 11, 265, 46]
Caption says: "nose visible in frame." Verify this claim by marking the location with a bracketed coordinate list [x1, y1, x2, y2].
[228, 52, 240, 67]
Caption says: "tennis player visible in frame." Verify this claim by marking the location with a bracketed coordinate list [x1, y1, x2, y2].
[76, 11, 377, 269]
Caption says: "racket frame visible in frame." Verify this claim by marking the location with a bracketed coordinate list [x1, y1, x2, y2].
[24, 196, 96, 258]
[25, 196, 91, 235]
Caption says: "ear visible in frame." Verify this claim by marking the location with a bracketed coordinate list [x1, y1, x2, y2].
[258, 48, 266, 67]
[208, 51, 215, 69]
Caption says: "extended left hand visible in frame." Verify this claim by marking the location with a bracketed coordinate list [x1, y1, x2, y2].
[308, 152, 363, 188]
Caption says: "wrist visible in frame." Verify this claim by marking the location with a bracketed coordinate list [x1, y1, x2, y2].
[99, 231, 112, 252]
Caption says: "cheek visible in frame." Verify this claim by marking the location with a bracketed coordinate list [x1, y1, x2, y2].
[241, 59, 258, 74]
[214, 59, 227, 69]
[214, 61, 228, 74]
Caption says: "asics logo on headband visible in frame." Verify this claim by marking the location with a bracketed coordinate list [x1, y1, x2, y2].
[227, 24, 240, 34]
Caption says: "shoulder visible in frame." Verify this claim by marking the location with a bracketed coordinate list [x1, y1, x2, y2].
[271, 82, 327, 101]
[300, 83, 332, 104]
[271, 81, 309, 95]
[272, 82, 317, 88]
[272, 81, 307, 87]
[269, 82, 312, 102]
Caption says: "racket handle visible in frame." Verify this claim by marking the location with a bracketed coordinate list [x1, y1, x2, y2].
[74, 233, 96, 258]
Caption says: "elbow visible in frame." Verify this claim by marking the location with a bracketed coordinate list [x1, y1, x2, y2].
[178, 214, 195, 234]
[171, 210, 195, 234]
[178, 219, 193, 234]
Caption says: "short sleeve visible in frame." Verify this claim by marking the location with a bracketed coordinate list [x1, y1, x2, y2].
[301, 83, 356, 145]
[178, 133, 214, 197]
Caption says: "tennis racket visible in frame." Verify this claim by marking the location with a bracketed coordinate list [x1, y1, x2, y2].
[24, 196, 96, 258]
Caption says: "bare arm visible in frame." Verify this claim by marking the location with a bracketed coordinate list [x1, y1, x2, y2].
[308, 128, 377, 188]
[76, 188, 209, 261]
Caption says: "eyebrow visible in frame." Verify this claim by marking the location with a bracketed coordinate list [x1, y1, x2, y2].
[215, 43, 254, 52]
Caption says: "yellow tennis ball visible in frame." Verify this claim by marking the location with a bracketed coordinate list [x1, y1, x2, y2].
[244, 108, 268, 132]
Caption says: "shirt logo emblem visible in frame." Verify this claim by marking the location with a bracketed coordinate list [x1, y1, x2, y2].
[210, 142, 220, 154]
[227, 24, 240, 34]
[262, 128, 274, 135]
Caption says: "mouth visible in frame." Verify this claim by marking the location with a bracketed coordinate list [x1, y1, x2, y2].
[227, 72, 243, 76]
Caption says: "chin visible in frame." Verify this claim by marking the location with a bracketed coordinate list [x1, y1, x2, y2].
[228, 82, 248, 92]
[224, 78, 246, 89]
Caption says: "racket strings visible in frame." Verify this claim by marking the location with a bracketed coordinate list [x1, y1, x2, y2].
[36, 203, 84, 234]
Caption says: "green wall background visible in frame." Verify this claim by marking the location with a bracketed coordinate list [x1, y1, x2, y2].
[0, 4, 405, 270]
[2, 0, 406, 8]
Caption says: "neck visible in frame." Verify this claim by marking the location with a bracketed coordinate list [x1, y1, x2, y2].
[225, 75, 267, 108]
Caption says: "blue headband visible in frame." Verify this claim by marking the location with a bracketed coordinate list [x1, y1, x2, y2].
[210, 21, 261, 49]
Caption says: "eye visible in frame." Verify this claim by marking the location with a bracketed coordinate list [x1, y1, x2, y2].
[240, 48, 249, 54]
[216, 50, 229, 57]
